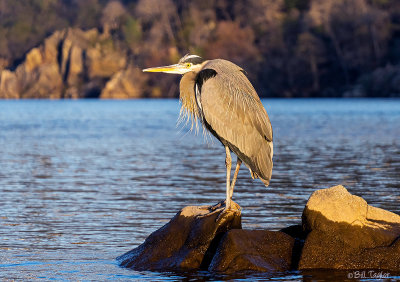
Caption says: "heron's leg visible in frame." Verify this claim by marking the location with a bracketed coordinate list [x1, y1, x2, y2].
[225, 146, 232, 210]
[229, 158, 242, 200]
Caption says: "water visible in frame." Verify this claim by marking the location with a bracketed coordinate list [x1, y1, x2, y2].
[0, 99, 399, 280]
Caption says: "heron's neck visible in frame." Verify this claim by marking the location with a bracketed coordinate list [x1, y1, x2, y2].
[179, 71, 200, 126]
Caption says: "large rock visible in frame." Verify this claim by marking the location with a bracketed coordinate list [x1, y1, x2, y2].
[117, 185, 400, 274]
[100, 66, 147, 99]
[299, 185, 400, 270]
[0, 70, 19, 99]
[117, 202, 241, 271]
[86, 42, 127, 79]
[0, 27, 129, 99]
[17, 50, 64, 99]
[0, 31, 66, 99]
[209, 229, 294, 273]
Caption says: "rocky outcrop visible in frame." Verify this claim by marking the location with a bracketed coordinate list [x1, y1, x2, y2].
[117, 202, 242, 271]
[0, 34, 64, 99]
[299, 185, 400, 270]
[117, 186, 400, 274]
[0, 70, 18, 99]
[209, 229, 294, 273]
[1, 29, 64, 99]
[100, 66, 147, 99]
[0, 28, 137, 99]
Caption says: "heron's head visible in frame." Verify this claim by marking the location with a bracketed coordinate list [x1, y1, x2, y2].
[143, 54, 205, 75]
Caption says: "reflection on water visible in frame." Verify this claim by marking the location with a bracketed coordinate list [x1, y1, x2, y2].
[0, 99, 399, 280]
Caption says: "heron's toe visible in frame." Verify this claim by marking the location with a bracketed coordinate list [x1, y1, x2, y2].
[196, 206, 224, 219]
[215, 207, 240, 222]
[209, 200, 226, 211]
[197, 201, 241, 221]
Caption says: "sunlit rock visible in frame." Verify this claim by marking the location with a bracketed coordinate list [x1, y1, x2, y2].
[100, 66, 147, 99]
[24, 48, 43, 72]
[0, 70, 19, 99]
[86, 41, 127, 79]
[117, 185, 400, 274]
[299, 185, 400, 270]
[117, 202, 241, 271]
[0, 27, 128, 99]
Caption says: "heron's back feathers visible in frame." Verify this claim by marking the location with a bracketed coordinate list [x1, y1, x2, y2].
[196, 59, 273, 184]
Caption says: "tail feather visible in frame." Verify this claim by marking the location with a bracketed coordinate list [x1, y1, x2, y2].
[260, 177, 270, 187]
[255, 141, 273, 187]
[248, 167, 271, 187]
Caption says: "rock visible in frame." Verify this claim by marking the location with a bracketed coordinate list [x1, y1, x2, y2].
[0, 30, 65, 99]
[86, 41, 127, 79]
[24, 48, 43, 72]
[43, 30, 65, 64]
[100, 66, 147, 99]
[18, 60, 64, 99]
[64, 86, 80, 99]
[117, 185, 400, 274]
[299, 185, 400, 270]
[208, 229, 294, 273]
[81, 78, 107, 99]
[280, 224, 308, 269]
[0, 70, 19, 99]
[117, 202, 241, 271]
[0, 27, 129, 99]
[0, 57, 9, 72]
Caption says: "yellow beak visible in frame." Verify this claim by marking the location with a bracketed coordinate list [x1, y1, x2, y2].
[143, 64, 189, 74]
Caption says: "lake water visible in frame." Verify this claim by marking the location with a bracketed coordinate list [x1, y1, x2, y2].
[0, 99, 399, 280]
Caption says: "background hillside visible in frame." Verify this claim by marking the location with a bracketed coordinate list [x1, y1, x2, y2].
[1, 0, 400, 98]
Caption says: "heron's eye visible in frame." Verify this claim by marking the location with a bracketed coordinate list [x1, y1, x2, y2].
[186, 63, 192, 68]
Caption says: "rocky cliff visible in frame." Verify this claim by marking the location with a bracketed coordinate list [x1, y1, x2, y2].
[0, 28, 146, 99]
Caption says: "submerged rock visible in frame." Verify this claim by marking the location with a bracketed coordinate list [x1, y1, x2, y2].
[299, 185, 400, 270]
[117, 202, 241, 271]
[209, 229, 294, 273]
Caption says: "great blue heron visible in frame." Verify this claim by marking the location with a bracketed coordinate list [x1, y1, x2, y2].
[143, 54, 273, 213]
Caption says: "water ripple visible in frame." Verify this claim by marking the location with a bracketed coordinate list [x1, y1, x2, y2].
[0, 99, 399, 280]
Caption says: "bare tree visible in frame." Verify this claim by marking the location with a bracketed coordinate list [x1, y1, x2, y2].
[297, 32, 325, 92]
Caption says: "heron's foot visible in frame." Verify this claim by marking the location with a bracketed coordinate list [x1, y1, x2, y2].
[215, 207, 231, 222]
[215, 202, 242, 222]
[197, 206, 225, 219]
[209, 200, 226, 211]
[198, 200, 225, 212]
[197, 200, 241, 221]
